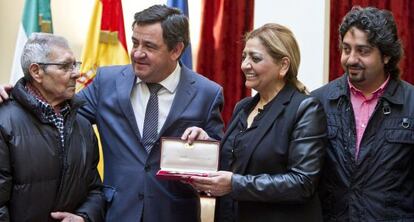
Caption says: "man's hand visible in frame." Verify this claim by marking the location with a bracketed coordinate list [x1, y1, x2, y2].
[50, 212, 85, 222]
[0, 84, 13, 103]
[181, 126, 211, 144]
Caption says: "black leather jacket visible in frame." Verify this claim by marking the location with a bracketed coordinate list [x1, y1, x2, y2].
[312, 74, 414, 221]
[217, 84, 327, 222]
[0, 79, 105, 221]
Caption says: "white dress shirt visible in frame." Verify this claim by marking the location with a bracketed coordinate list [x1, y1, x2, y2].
[130, 63, 181, 137]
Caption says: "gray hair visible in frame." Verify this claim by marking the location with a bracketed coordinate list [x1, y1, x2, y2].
[20, 33, 70, 80]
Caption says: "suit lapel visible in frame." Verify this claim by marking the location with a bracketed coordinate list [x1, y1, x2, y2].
[235, 84, 296, 174]
[158, 66, 196, 137]
[116, 66, 142, 140]
[221, 105, 245, 146]
[219, 104, 245, 170]
[116, 66, 150, 162]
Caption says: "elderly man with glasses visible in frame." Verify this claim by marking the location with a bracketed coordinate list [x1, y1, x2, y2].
[0, 33, 105, 222]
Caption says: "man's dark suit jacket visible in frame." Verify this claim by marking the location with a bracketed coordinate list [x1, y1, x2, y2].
[77, 64, 224, 222]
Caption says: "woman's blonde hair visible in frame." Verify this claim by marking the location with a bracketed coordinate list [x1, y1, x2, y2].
[245, 23, 308, 93]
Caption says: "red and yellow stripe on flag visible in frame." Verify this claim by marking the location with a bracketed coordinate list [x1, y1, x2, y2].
[77, 0, 130, 177]
[77, 0, 129, 90]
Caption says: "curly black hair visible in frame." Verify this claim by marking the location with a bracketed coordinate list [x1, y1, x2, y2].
[339, 6, 403, 79]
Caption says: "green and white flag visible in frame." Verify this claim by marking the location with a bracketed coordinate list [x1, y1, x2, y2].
[10, 0, 53, 84]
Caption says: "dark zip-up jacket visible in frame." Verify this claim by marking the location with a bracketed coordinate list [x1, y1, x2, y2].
[312, 74, 414, 221]
[0, 78, 105, 222]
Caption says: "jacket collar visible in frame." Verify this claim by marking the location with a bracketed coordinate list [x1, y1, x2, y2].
[381, 77, 404, 105]
[11, 78, 84, 123]
[115, 64, 197, 161]
[327, 74, 349, 100]
[327, 74, 404, 105]
[159, 64, 197, 136]
[116, 65, 142, 142]
[232, 84, 297, 174]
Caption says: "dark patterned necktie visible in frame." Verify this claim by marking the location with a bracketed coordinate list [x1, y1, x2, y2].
[142, 83, 163, 153]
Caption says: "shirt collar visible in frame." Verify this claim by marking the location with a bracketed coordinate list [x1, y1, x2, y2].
[348, 74, 390, 99]
[135, 62, 181, 93]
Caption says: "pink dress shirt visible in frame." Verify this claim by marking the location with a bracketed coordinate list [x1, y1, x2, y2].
[348, 75, 390, 159]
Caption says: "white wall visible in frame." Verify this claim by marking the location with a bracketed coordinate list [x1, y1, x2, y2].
[0, 0, 185, 84]
[0, 0, 24, 85]
[0, 0, 328, 89]
[255, 0, 330, 90]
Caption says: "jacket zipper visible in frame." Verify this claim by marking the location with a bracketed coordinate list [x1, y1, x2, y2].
[51, 114, 74, 210]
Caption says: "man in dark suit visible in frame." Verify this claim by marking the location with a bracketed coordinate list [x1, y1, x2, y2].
[77, 4, 224, 222]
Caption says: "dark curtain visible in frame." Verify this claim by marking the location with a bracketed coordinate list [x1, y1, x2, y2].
[197, 0, 254, 126]
[329, 0, 414, 84]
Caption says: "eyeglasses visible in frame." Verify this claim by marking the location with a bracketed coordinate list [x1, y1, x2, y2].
[37, 61, 82, 73]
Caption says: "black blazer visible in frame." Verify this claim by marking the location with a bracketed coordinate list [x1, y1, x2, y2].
[217, 84, 327, 222]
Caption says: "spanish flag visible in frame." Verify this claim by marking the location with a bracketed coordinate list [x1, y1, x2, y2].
[76, 0, 129, 91]
[77, 0, 130, 176]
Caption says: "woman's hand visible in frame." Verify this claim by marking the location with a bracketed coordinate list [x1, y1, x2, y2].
[189, 171, 233, 197]
[181, 126, 211, 144]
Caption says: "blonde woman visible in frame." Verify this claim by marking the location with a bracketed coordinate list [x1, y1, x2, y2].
[183, 23, 327, 222]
